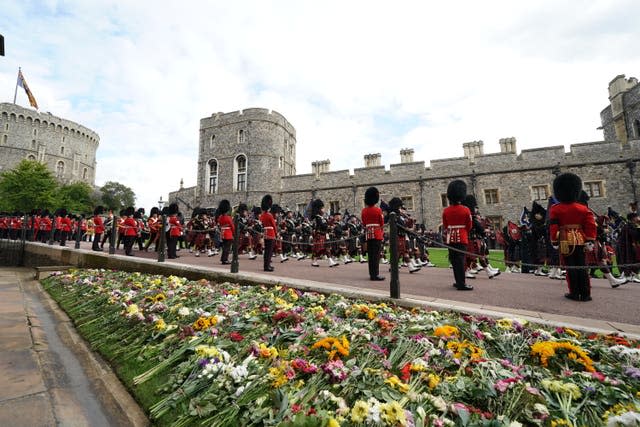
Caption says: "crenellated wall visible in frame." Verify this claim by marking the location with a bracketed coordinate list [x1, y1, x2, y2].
[0, 103, 99, 185]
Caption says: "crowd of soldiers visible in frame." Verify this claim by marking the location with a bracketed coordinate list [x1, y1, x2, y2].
[2, 185, 638, 288]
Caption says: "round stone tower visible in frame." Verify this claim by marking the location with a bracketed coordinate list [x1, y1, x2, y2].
[197, 108, 296, 208]
[0, 103, 99, 185]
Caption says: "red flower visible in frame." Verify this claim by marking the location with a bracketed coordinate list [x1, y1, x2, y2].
[400, 362, 412, 382]
[229, 332, 244, 342]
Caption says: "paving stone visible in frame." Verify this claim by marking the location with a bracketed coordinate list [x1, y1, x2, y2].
[0, 349, 46, 402]
[0, 393, 55, 427]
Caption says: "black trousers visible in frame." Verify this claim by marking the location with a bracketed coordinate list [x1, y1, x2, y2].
[449, 243, 467, 287]
[123, 235, 135, 255]
[221, 239, 232, 263]
[563, 246, 590, 298]
[167, 235, 178, 258]
[93, 233, 102, 250]
[367, 239, 381, 279]
[263, 239, 274, 270]
[59, 231, 68, 246]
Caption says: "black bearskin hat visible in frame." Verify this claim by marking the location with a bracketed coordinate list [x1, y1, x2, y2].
[388, 197, 404, 212]
[124, 206, 135, 217]
[531, 201, 546, 219]
[271, 203, 282, 215]
[553, 173, 582, 203]
[218, 199, 231, 215]
[133, 210, 142, 219]
[261, 194, 273, 212]
[578, 190, 590, 206]
[149, 207, 160, 216]
[446, 180, 467, 204]
[168, 203, 179, 215]
[364, 187, 380, 207]
[161, 206, 170, 215]
[57, 208, 68, 217]
[93, 205, 104, 215]
[311, 199, 324, 217]
[462, 195, 477, 211]
[237, 203, 248, 213]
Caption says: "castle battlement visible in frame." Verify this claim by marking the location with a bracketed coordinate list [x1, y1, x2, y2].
[0, 103, 100, 145]
[201, 107, 296, 135]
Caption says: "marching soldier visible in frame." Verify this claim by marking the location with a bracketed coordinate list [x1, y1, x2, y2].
[442, 180, 473, 291]
[361, 187, 385, 280]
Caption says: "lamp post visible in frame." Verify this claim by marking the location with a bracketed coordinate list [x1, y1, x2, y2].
[157, 197, 166, 262]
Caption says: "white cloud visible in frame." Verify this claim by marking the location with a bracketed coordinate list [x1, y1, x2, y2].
[1, 0, 639, 210]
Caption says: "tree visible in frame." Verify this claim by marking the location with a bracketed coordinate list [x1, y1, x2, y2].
[56, 182, 96, 214]
[100, 181, 136, 211]
[0, 160, 57, 211]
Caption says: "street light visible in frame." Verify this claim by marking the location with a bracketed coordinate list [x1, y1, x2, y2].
[158, 196, 166, 262]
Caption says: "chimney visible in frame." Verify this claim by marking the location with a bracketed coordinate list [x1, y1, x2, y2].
[499, 137, 517, 154]
[400, 148, 414, 163]
[462, 141, 484, 159]
[364, 153, 382, 168]
[312, 159, 330, 176]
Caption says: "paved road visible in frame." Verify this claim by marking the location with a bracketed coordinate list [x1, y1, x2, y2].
[77, 241, 640, 328]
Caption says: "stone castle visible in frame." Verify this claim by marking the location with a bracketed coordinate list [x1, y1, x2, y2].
[171, 74, 637, 230]
[0, 103, 99, 186]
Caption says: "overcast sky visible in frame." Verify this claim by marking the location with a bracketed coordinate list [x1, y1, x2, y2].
[1, 0, 639, 210]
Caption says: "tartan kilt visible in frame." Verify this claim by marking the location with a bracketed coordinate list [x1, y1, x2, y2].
[186, 230, 197, 244]
[193, 232, 208, 247]
[396, 237, 408, 257]
[313, 233, 327, 257]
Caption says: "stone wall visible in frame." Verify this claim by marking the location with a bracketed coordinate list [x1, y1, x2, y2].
[0, 103, 99, 185]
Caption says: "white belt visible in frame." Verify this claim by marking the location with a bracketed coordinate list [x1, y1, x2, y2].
[447, 225, 466, 229]
[366, 224, 380, 227]
[264, 226, 274, 230]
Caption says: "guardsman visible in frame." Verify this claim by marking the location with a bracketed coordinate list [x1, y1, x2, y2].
[259, 195, 277, 271]
[442, 180, 473, 290]
[361, 187, 385, 280]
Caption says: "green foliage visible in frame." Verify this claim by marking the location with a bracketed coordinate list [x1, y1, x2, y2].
[100, 181, 136, 211]
[56, 182, 96, 214]
[0, 159, 57, 211]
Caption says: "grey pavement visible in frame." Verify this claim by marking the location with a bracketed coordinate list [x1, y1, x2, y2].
[0, 267, 148, 427]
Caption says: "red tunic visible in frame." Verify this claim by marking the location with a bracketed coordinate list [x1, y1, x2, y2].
[60, 217, 72, 232]
[259, 212, 277, 239]
[217, 214, 235, 240]
[122, 217, 138, 237]
[168, 215, 182, 237]
[549, 202, 597, 246]
[442, 204, 472, 244]
[93, 215, 105, 234]
[361, 206, 384, 240]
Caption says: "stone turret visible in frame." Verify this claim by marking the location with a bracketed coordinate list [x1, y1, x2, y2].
[499, 137, 517, 154]
[400, 148, 414, 163]
[364, 153, 381, 168]
[607, 75, 640, 146]
[312, 159, 330, 176]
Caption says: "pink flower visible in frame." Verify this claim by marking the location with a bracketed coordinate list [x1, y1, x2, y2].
[591, 371, 606, 382]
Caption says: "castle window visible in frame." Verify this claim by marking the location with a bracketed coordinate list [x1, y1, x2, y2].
[33, 129, 37, 136]
[27, 154, 36, 161]
[207, 159, 218, 194]
[485, 216, 502, 232]
[3, 135, 8, 144]
[62, 136, 66, 143]
[210, 135, 215, 149]
[440, 194, 449, 208]
[4, 124, 8, 131]
[531, 185, 549, 201]
[83, 168, 88, 180]
[584, 181, 604, 198]
[234, 155, 247, 192]
[60, 146, 65, 155]
[634, 120, 640, 138]
[56, 161, 65, 178]
[484, 189, 499, 205]
[329, 201, 340, 215]
[401, 196, 414, 210]
[279, 156, 284, 169]
[237, 129, 245, 144]
[31, 139, 36, 149]
[297, 203, 307, 214]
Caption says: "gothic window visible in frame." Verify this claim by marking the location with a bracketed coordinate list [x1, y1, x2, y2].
[484, 189, 499, 205]
[62, 136, 66, 143]
[279, 156, 284, 169]
[60, 146, 65, 155]
[83, 168, 88, 180]
[33, 128, 37, 136]
[584, 181, 604, 198]
[56, 161, 65, 178]
[27, 154, 36, 161]
[210, 135, 215, 149]
[329, 201, 340, 214]
[440, 194, 449, 208]
[31, 140, 36, 149]
[237, 129, 245, 144]
[485, 216, 502, 232]
[207, 159, 218, 194]
[235, 155, 247, 192]
[2, 134, 8, 144]
[531, 185, 549, 201]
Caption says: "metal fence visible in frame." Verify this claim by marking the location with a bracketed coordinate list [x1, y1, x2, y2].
[0, 234, 25, 266]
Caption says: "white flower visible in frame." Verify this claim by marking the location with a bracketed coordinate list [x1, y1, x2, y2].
[234, 386, 245, 397]
[178, 307, 190, 316]
[229, 365, 249, 383]
[607, 411, 640, 427]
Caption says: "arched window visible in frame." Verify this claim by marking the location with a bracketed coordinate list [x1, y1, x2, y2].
[83, 168, 88, 180]
[207, 159, 218, 194]
[60, 146, 65, 154]
[237, 129, 245, 144]
[234, 155, 247, 192]
[2, 135, 7, 144]
[27, 154, 36, 161]
[210, 135, 215, 149]
[56, 161, 65, 178]
[31, 140, 36, 149]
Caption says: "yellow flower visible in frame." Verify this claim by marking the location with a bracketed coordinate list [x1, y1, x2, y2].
[287, 288, 299, 301]
[125, 304, 140, 316]
[427, 373, 440, 390]
[350, 400, 370, 423]
[195, 345, 221, 358]
[497, 318, 513, 329]
[153, 293, 166, 302]
[327, 418, 340, 427]
[154, 318, 166, 331]
[228, 289, 240, 295]
[312, 336, 350, 360]
[380, 401, 407, 426]
[434, 325, 460, 338]
[447, 340, 484, 360]
[258, 343, 279, 358]
[531, 341, 594, 372]
[192, 316, 210, 331]
[385, 375, 410, 393]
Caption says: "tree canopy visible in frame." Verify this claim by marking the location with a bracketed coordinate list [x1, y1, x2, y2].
[0, 160, 57, 212]
[100, 181, 136, 211]
[56, 182, 95, 214]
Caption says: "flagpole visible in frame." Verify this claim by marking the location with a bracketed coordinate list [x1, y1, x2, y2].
[13, 67, 20, 104]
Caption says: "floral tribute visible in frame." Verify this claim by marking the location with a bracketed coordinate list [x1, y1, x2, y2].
[42, 269, 640, 427]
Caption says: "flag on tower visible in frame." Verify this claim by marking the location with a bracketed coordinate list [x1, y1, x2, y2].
[17, 69, 38, 109]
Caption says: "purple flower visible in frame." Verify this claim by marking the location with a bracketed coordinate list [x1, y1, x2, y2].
[625, 366, 640, 379]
